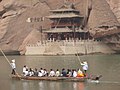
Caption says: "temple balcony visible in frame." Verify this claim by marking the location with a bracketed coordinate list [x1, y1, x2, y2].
[51, 23, 80, 27]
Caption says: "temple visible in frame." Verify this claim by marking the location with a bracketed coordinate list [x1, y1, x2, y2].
[25, 2, 115, 55]
[44, 3, 92, 41]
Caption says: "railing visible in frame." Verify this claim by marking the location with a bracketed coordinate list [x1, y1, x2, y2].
[51, 23, 80, 27]
[26, 39, 102, 47]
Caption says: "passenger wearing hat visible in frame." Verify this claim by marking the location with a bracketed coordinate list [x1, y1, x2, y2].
[11, 59, 16, 75]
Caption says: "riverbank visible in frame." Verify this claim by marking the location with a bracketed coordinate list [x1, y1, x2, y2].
[0, 50, 20, 55]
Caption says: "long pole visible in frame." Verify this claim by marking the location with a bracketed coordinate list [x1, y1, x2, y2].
[75, 47, 82, 65]
[74, 37, 86, 73]
[0, 48, 21, 79]
[0, 48, 11, 67]
[75, 48, 88, 74]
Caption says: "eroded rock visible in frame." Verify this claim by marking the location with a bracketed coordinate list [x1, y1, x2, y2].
[0, 0, 120, 54]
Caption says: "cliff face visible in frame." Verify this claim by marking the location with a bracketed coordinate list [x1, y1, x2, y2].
[106, 0, 120, 23]
[0, 0, 50, 54]
[0, 0, 120, 54]
[88, 0, 120, 38]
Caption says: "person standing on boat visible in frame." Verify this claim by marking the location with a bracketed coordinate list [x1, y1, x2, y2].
[81, 61, 88, 75]
[10, 59, 16, 75]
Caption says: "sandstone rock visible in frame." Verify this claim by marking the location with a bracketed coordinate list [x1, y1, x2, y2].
[2, 10, 17, 18]
[0, 17, 11, 39]
[106, 0, 120, 23]
[0, 0, 50, 54]
[88, 0, 120, 38]
[18, 29, 42, 55]
[0, 0, 120, 54]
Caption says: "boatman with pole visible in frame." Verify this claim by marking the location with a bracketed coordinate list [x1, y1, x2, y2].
[10, 59, 16, 75]
[81, 61, 88, 76]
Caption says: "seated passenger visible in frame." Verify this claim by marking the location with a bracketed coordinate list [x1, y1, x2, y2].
[28, 68, 34, 76]
[24, 69, 29, 76]
[34, 68, 38, 76]
[40, 68, 44, 76]
[67, 69, 72, 77]
[55, 69, 60, 77]
[77, 69, 84, 77]
[73, 69, 77, 77]
[43, 69, 48, 76]
[38, 71, 43, 77]
[61, 68, 67, 77]
[49, 69, 55, 77]
[23, 65, 28, 75]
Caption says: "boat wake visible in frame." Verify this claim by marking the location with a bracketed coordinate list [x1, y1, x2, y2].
[87, 79, 120, 84]
[87, 79, 100, 84]
[100, 81, 120, 84]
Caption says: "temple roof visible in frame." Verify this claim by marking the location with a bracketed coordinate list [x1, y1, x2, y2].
[49, 3, 80, 12]
[47, 3, 83, 19]
[47, 13, 82, 19]
[50, 9, 79, 12]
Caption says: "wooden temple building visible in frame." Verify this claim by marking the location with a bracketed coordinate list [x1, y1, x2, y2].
[44, 3, 92, 41]
[25, 2, 115, 55]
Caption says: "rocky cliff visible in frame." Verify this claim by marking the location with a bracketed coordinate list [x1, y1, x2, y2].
[107, 0, 120, 22]
[0, 0, 120, 55]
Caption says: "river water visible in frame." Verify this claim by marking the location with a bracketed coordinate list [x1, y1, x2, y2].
[0, 55, 120, 90]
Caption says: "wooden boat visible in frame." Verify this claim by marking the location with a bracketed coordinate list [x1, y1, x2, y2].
[11, 75, 87, 82]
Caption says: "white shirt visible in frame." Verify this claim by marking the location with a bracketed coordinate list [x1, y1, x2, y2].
[83, 64, 88, 70]
[43, 70, 47, 76]
[11, 62, 16, 69]
[38, 72, 43, 77]
[29, 71, 34, 76]
[24, 70, 29, 76]
[55, 71, 60, 77]
[73, 71, 77, 77]
[81, 62, 88, 70]
[23, 67, 26, 73]
[41, 70, 44, 76]
[49, 71, 55, 77]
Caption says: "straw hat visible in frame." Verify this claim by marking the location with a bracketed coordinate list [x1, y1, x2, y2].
[84, 61, 87, 65]
[12, 59, 15, 63]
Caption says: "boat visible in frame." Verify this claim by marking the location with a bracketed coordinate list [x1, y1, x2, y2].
[11, 74, 102, 83]
[11, 75, 87, 82]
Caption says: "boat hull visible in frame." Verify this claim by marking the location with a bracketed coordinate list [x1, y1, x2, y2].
[12, 75, 87, 82]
